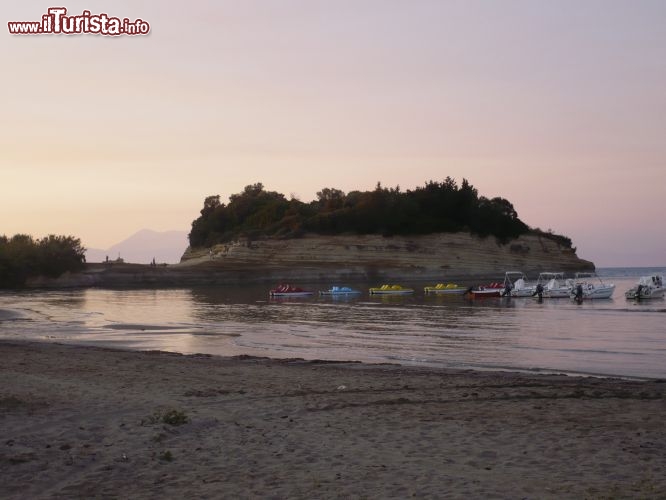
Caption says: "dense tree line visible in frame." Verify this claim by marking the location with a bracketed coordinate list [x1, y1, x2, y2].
[0, 234, 86, 287]
[189, 179, 573, 249]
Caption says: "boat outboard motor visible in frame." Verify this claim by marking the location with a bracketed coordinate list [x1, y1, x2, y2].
[502, 283, 513, 297]
[534, 283, 544, 300]
[574, 284, 584, 303]
[635, 284, 643, 300]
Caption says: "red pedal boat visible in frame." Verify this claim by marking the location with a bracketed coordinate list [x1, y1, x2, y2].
[466, 282, 506, 298]
[269, 284, 314, 297]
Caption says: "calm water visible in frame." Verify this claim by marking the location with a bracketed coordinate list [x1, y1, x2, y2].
[1, 267, 665, 379]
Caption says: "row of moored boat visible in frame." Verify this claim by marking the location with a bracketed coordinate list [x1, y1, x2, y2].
[269, 273, 664, 301]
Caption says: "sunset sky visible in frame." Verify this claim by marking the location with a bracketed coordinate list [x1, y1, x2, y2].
[2, 1, 665, 266]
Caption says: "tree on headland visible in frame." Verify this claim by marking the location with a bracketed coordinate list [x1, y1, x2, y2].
[0, 234, 86, 287]
[188, 179, 571, 249]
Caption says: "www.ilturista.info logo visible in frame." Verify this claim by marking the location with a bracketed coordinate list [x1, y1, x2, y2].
[8, 7, 150, 36]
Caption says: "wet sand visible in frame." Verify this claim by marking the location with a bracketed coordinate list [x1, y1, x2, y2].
[1, 340, 665, 499]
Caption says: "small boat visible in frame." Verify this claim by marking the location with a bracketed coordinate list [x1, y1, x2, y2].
[570, 273, 615, 301]
[423, 283, 468, 295]
[536, 272, 572, 298]
[369, 284, 414, 295]
[269, 284, 314, 297]
[465, 282, 505, 298]
[625, 275, 665, 300]
[319, 286, 362, 296]
[502, 271, 535, 297]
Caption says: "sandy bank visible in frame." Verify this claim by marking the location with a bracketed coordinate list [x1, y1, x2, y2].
[1, 340, 664, 498]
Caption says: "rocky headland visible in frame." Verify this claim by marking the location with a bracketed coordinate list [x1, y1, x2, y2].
[26, 232, 594, 288]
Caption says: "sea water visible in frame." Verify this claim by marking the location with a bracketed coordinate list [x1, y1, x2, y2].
[1, 267, 664, 379]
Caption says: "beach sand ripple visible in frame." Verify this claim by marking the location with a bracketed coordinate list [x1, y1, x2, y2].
[1, 341, 665, 499]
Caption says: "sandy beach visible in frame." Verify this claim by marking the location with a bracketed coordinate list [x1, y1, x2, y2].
[1, 340, 665, 499]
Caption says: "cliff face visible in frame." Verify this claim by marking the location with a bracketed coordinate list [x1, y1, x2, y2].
[25, 232, 593, 288]
[179, 232, 594, 282]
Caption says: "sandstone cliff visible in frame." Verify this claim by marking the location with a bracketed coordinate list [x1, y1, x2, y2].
[25, 232, 593, 288]
[179, 232, 594, 282]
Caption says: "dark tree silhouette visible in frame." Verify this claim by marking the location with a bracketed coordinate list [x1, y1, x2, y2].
[0, 234, 86, 287]
[188, 180, 570, 250]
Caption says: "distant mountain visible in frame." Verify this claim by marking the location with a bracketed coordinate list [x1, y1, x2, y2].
[85, 229, 189, 264]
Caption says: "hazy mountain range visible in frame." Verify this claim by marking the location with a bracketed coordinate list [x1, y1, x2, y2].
[85, 229, 189, 264]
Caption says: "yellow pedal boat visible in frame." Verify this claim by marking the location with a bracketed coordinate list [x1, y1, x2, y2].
[423, 283, 468, 295]
[369, 284, 414, 295]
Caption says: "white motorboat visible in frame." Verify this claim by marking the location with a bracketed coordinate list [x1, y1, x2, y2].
[570, 273, 615, 301]
[625, 275, 665, 300]
[536, 272, 571, 298]
[502, 271, 535, 297]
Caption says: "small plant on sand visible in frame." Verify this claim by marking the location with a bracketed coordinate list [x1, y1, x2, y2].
[159, 450, 174, 462]
[142, 413, 161, 426]
[162, 409, 189, 426]
[152, 432, 167, 443]
[142, 409, 189, 427]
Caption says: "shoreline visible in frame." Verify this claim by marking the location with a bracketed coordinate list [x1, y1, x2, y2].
[2, 339, 665, 498]
[22, 262, 525, 289]
[7, 337, 661, 383]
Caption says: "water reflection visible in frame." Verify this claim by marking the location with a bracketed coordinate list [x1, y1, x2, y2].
[0, 276, 665, 378]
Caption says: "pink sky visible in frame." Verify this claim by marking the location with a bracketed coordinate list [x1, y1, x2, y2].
[2, 1, 665, 266]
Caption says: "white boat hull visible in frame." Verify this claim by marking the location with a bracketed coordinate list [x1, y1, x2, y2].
[624, 275, 665, 300]
[571, 285, 615, 300]
[625, 287, 665, 300]
[570, 273, 615, 300]
[502, 272, 534, 298]
[505, 288, 536, 298]
[542, 288, 571, 298]
[536, 274, 572, 298]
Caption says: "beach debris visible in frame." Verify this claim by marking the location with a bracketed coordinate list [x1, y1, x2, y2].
[8, 453, 36, 465]
[337, 385, 346, 391]
[183, 388, 233, 397]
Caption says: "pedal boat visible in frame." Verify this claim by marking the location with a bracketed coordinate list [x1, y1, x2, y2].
[369, 284, 414, 295]
[319, 286, 362, 296]
[465, 282, 505, 298]
[423, 283, 468, 295]
[269, 284, 314, 297]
